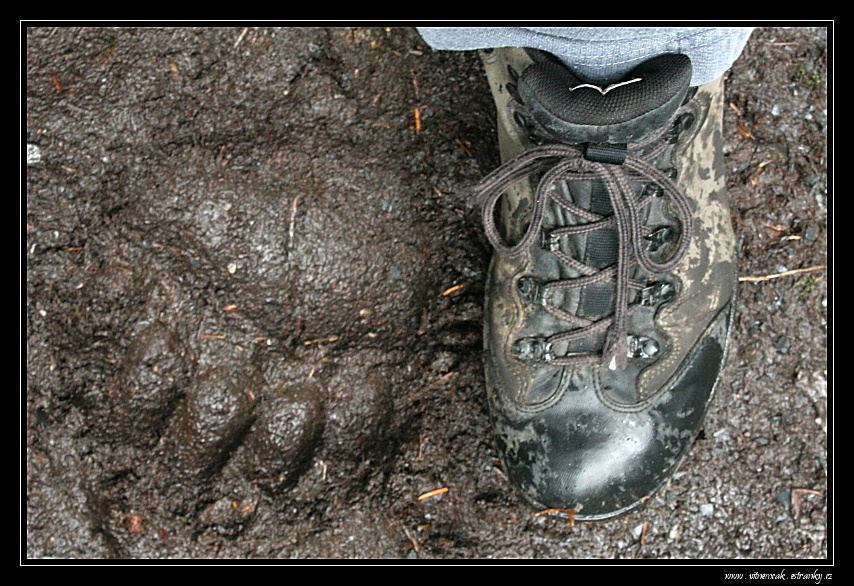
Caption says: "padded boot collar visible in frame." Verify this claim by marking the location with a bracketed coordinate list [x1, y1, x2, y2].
[518, 54, 692, 144]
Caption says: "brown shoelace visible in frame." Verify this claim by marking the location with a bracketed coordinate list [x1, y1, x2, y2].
[465, 129, 693, 370]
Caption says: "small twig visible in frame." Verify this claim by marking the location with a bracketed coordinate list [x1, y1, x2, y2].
[533, 508, 577, 526]
[442, 284, 464, 296]
[793, 488, 821, 496]
[417, 487, 448, 501]
[456, 138, 472, 157]
[491, 464, 508, 483]
[738, 264, 827, 283]
[288, 194, 300, 250]
[790, 488, 821, 519]
[533, 507, 570, 516]
[302, 335, 339, 346]
[736, 120, 755, 141]
[234, 27, 249, 49]
[410, 68, 419, 98]
[402, 526, 419, 553]
[760, 220, 788, 233]
[429, 371, 456, 387]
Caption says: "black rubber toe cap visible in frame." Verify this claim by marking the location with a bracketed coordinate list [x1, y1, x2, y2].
[487, 301, 732, 520]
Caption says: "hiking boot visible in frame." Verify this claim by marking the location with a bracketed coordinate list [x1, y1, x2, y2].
[467, 48, 736, 520]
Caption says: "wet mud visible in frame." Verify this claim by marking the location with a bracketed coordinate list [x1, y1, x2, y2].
[26, 26, 828, 560]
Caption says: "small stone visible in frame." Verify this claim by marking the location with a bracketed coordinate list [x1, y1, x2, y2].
[713, 428, 731, 444]
[797, 370, 827, 433]
[668, 524, 681, 540]
[803, 225, 816, 243]
[776, 488, 792, 514]
[700, 503, 714, 517]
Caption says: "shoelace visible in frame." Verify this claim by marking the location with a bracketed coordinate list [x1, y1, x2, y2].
[465, 126, 693, 370]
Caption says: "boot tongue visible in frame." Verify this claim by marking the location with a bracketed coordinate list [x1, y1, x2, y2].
[523, 54, 691, 332]
[518, 53, 692, 144]
[573, 181, 619, 320]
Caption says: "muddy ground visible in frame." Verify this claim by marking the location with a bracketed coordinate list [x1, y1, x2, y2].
[25, 26, 829, 562]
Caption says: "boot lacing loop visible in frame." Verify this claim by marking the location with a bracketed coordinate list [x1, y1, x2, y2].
[465, 125, 693, 369]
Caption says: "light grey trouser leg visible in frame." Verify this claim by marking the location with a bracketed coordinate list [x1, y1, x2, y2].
[416, 27, 754, 86]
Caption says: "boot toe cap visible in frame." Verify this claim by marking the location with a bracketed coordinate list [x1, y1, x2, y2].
[489, 302, 732, 520]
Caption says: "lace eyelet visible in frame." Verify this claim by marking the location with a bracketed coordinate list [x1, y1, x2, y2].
[640, 281, 676, 306]
[644, 226, 676, 253]
[517, 276, 554, 306]
[540, 228, 561, 251]
[666, 112, 696, 144]
[513, 337, 554, 363]
[465, 125, 694, 370]
[627, 335, 660, 359]
[643, 183, 664, 198]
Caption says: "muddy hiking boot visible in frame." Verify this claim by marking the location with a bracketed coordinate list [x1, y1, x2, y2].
[465, 48, 737, 520]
